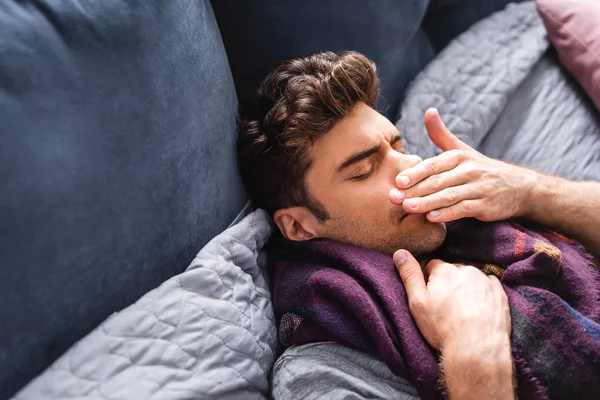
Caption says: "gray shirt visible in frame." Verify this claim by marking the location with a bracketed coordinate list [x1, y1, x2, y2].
[271, 342, 420, 399]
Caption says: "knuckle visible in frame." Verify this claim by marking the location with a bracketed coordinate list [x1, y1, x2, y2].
[478, 212, 492, 222]
[429, 259, 443, 267]
[460, 149, 474, 161]
[427, 159, 440, 175]
[407, 172, 419, 184]
[447, 149, 463, 162]
[466, 167, 480, 179]
[445, 206, 456, 218]
[445, 188, 458, 203]
[472, 202, 485, 219]
[408, 298, 425, 313]
[449, 149, 464, 161]
[429, 174, 442, 190]
[462, 201, 475, 213]
[481, 181, 494, 194]
[400, 267, 418, 282]
[405, 186, 417, 198]
[426, 259, 442, 273]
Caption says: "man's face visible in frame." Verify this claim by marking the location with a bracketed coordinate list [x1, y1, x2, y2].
[305, 102, 446, 255]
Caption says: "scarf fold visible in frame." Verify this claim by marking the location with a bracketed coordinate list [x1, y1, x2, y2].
[270, 219, 600, 400]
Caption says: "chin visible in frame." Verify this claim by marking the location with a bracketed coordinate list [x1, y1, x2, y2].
[399, 214, 447, 256]
[419, 221, 447, 254]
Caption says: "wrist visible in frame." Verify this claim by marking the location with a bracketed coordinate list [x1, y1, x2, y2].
[518, 168, 543, 218]
[442, 335, 514, 400]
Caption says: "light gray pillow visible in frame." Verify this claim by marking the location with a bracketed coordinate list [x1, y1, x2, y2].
[396, 2, 549, 158]
[13, 209, 276, 400]
[396, 1, 600, 182]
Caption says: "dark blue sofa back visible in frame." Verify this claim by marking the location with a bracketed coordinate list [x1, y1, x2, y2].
[211, 0, 434, 120]
[0, 1, 245, 397]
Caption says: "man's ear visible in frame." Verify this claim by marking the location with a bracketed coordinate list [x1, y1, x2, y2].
[273, 207, 321, 241]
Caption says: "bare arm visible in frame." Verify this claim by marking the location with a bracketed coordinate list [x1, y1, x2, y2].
[523, 175, 600, 255]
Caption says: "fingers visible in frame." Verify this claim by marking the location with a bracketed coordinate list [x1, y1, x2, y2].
[488, 275, 508, 303]
[390, 169, 469, 205]
[423, 259, 456, 279]
[394, 250, 426, 302]
[424, 108, 472, 152]
[488, 274, 502, 288]
[395, 149, 464, 190]
[488, 275, 511, 331]
[402, 185, 475, 215]
[425, 199, 481, 223]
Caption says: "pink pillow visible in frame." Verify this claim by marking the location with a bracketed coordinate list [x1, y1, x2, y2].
[536, 0, 600, 111]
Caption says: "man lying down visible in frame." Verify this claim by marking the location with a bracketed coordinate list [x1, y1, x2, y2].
[237, 52, 600, 400]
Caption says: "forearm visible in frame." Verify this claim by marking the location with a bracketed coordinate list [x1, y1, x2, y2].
[522, 173, 600, 255]
[441, 336, 515, 400]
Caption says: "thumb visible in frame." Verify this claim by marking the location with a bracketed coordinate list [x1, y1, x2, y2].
[393, 250, 426, 299]
[424, 108, 471, 151]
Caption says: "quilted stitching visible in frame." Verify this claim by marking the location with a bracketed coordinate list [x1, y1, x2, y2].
[13, 210, 276, 400]
[397, 2, 549, 159]
[397, 1, 600, 183]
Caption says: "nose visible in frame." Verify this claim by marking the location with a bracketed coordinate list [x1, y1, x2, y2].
[401, 154, 422, 169]
[387, 151, 421, 187]
[391, 151, 422, 172]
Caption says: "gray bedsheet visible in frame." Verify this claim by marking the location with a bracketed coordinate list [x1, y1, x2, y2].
[397, 1, 600, 181]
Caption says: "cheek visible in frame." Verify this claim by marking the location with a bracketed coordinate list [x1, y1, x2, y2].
[329, 181, 395, 219]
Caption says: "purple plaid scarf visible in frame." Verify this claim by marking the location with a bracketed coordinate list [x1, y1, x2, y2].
[269, 219, 600, 400]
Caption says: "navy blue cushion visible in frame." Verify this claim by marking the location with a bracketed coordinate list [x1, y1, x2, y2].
[0, 1, 245, 397]
[424, 0, 530, 51]
[211, 0, 433, 119]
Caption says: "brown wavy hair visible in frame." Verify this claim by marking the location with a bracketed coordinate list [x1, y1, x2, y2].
[237, 51, 379, 221]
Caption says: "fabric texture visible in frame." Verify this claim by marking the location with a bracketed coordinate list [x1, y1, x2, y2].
[210, 0, 434, 119]
[398, 2, 549, 159]
[424, 0, 529, 51]
[0, 1, 246, 397]
[270, 219, 600, 400]
[397, 1, 600, 182]
[271, 342, 419, 400]
[12, 209, 276, 400]
[536, 0, 600, 112]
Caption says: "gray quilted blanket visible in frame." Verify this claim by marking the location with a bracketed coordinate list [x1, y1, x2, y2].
[397, 1, 600, 181]
[12, 209, 276, 400]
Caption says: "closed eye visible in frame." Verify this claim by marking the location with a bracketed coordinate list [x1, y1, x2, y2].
[349, 162, 378, 181]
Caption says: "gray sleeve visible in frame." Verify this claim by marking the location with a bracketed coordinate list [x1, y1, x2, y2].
[271, 342, 420, 400]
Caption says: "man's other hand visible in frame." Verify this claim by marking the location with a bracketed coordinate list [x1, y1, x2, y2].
[394, 249, 515, 399]
[389, 108, 537, 223]
[393, 249, 511, 352]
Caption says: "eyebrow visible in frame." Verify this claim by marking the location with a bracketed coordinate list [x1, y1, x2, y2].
[337, 143, 381, 173]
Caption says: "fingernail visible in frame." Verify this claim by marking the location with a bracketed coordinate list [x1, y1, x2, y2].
[394, 250, 407, 265]
[398, 175, 410, 186]
[425, 108, 438, 120]
[429, 210, 440, 218]
[404, 199, 418, 209]
[391, 189, 405, 202]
